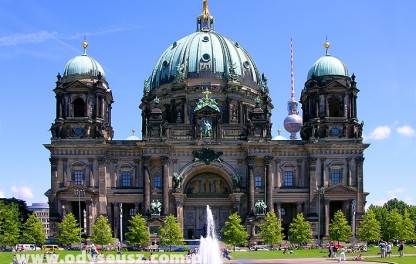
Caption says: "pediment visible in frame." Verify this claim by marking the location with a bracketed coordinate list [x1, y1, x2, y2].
[325, 80, 347, 90]
[325, 184, 357, 195]
[194, 105, 220, 114]
[63, 80, 90, 90]
[58, 185, 95, 197]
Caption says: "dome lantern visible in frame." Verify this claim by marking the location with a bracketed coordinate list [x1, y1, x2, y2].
[306, 40, 348, 81]
[62, 40, 105, 80]
[197, 0, 214, 32]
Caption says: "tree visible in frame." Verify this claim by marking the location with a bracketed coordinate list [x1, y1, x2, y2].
[0, 198, 31, 226]
[400, 209, 415, 241]
[329, 210, 352, 244]
[0, 202, 20, 247]
[57, 213, 81, 246]
[21, 214, 45, 245]
[125, 214, 150, 247]
[91, 215, 113, 247]
[258, 212, 283, 249]
[383, 209, 402, 241]
[357, 209, 381, 244]
[158, 214, 183, 251]
[221, 213, 249, 251]
[288, 213, 312, 246]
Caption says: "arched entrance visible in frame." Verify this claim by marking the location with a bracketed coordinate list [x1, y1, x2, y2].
[183, 172, 232, 239]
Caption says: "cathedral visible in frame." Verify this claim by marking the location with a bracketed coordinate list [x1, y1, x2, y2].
[45, 0, 369, 244]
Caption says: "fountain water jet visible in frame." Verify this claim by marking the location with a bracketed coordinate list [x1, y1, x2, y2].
[197, 205, 222, 264]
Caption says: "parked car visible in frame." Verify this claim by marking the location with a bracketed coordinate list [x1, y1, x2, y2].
[125, 245, 143, 251]
[16, 244, 41, 251]
[42, 245, 64, 251]
[0, 246, 13, 252]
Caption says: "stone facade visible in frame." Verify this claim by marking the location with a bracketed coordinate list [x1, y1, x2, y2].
[44, 1, 368, 243]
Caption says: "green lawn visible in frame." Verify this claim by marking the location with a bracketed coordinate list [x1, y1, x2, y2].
[366, 256, 416, 264]
[0, 250, 187, 263]
[229, 245, 416, 261]
[1, 245, 416, 263]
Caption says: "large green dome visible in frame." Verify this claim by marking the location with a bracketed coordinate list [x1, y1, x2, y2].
[149, 26, 261, 90]
[307, 54, 348, 80]
[63, 41, 105, 79]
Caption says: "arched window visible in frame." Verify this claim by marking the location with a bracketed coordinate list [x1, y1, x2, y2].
[71, 161, 86, 185]
[281, 163, 296, 188]
[121, 171, 132, 187]
[117, 163, 135, 188]
[328, 97, 341, 117]
[328, 161, 344, 185]
[73, 98, 85, 117]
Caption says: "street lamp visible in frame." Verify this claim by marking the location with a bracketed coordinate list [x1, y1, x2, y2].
[74, 190, 85, 251]
[352, 199, 356, 245]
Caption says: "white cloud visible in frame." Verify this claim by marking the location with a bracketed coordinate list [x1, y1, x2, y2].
[397, 125, 416, 137]
[11, 185, 33, 199]
[365, 126, 391, 140]
[0, 30, 58, 46]
[387, 188, 404, 198]
[0, 189, 5, 198]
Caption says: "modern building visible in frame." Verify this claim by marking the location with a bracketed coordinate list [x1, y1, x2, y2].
[45, 0, 368, 243]
[28, 202, 50, 238]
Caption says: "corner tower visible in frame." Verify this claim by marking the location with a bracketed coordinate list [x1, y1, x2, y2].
[300, 40, 362, 141]
[50, 41, 114, 140]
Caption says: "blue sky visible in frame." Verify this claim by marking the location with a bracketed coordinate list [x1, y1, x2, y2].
[0, 0, 415, 208]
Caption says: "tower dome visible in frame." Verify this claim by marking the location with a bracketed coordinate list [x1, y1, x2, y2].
[306, 41, 348, 80]
[148, 2, 261, 91]
[62, 40, 105, 79]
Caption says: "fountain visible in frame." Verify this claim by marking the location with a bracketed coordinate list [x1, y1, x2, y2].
[197, 205, 223, 264]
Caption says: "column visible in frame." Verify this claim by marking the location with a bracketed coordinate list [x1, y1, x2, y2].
[324, 199, 330, 237]
[143, 157, 151, 215]
[175, 199, 184, 230]
[297, 160, 303, 188]
[246, 156, 255, 214]
[308, 158, 317, 202]
[264, 156, 273, 212]
[275, 202, 282, 219]
[62, 158, 69, 186]
[183, 100, 189, 124]
[89, 158, 95, 187]
[50, 158, 58, 194]
[356, 157, 364, 216]
[347, 157, 352, 186]
[275, 159, 281, 188]
[97, 157, 107, 215]
[296, 201, 303, 215]
[161, 156, 169, 215]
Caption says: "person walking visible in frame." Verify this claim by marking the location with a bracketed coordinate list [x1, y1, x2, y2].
[386, 242, 392, 257]
[398, 242, 404, 257]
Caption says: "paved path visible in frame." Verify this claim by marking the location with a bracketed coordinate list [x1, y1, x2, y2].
[223, 258, 380, 264]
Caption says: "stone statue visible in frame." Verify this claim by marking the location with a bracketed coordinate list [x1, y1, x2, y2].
[203, 120, 212, 137]
[232, 174, 242, 187]
[176, 64, 185, 81]
[255, 200, 267, 215]
[173, 172, 183, 188]
[150, 200, 162, 215]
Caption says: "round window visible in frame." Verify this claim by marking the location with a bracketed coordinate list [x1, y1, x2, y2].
[162, 60, 169, 68]
[202, 36, 210, 42]
[243, 61, 250, 69]
[201, 53, 211, 62]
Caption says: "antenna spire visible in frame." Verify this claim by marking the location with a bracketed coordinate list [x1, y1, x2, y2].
[290, 37, 295, 101]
